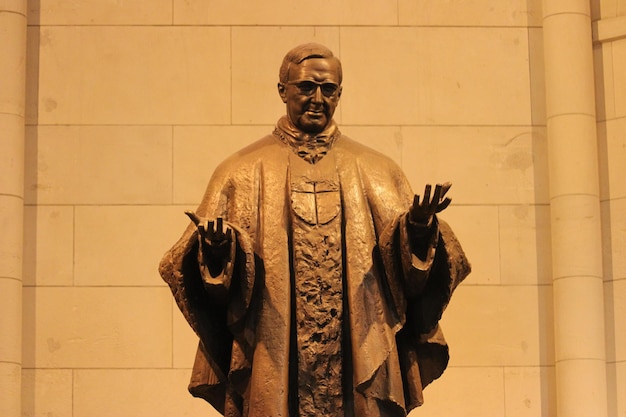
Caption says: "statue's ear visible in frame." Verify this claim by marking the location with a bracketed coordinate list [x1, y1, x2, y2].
[277, 83, 288, 103]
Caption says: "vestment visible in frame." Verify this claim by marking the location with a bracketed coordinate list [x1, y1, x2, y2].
[159, 117, 470, 417]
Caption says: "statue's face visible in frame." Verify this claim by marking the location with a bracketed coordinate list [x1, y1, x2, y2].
[278, 57, 342, 134]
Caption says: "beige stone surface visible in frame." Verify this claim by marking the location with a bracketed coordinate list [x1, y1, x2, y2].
[400, 126, 548, 205]
[340, 27, 532, 126]
[398, 0, 542, 27]
[0, 114, 24, 198]
[605, 279, 626, 363]
[441, 285, 554, 367]
[612, 39, 626, 118]
[21, 369, 72, 417]
[24, 125, 172, 205]
[22, 287, 172, 368]
[543, 13, 596, 119]
[528, 28, 547, 126]
[0, 278, 22, 363]
[173, 300, 201, 369]
[74, 205, 189, 286]
[231, 26, 341, 126]
[22, 205, 74, 287]
[499, 205, 552, 285]
[410, 367, 504, 417]
[28, 0, 172, 25]
[0, 10, 26, 116]
[547, 116, 600, 198]
[543, 0, 591, 18]
[73, 369, 216, 417]
[554, 358, 610, 417]
[550, 195, 604, 280]
[607, 361, 626, 417]
[0, 195, 23, 278]
[601, 198, 626, 282]
[341, 126, 403, 165]
[25, 26, 40, 126]
[594, 43, 616, 122]
[0, 362, 21, 417]
[0, 0, 27, 14]
[593, 0, 617, 19]
[36, 26, 230, 125]
[441, 205, 500, 285]
[598, 118, 626, 200]
[173, 0, 397, 25]
[504, 367, 556, 417]
[552, 276, 606, 361]
[173, 125, 269, 204]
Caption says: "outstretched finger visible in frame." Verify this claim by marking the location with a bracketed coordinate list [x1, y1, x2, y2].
[436, 197, 452, 213]
[422, 184, 432, 208]
[206, 220, 215, 240]
[216, 217, 225, 239]
[412, 194, 421, 209]
[184, 210, 201, 226]
[431, 184, 442, 211]
[439, 182, 452, 199]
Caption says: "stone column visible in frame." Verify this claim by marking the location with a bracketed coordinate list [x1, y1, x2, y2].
[542, 1, 608, 417]
[0, 1, 27, 416]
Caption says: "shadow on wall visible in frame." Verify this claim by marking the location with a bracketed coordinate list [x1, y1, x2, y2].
[22, 0, 40, 415]
[527, 0, 558, 415]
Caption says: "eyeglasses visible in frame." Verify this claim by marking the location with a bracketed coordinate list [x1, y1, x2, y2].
[286, 80, 340, 97]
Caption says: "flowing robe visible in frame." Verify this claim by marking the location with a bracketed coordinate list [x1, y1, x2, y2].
[159, 129, 471, 417]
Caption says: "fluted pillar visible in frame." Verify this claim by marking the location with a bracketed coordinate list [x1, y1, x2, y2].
[0, 1, 27, 416]
[542, 1, 608, 416]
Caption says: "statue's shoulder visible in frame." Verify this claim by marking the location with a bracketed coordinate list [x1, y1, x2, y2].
[336, 134, 402, 172]
[217, 134, 283, 171]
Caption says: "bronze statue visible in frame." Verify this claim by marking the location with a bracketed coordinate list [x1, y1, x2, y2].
[159, 43, 470, 417]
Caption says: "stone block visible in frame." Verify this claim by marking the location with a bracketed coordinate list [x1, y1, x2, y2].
[605, 279, 626, 362]
[24, 125, 172, 205]
[73, 369, 215, 416]
[412, 367, 504, 417]
[398, 0, 542, 27]
[0, 195, 23, 278]
[22, 287, 172, 369]
[23, 205, 74, 286]
[441, 205, 500, 285]
[74, 205, 189, 286]
[173, 0, 397, 25]
[602, 199, 626, 283]
[400, 126, 548, 205]
[36, 26, 230, 125]
[499, 205, 552, 285]
[441, 285, 554, 367]
[0, 114, 24, 197]
[340, 27, 532, 126]
[504, 367, 556, 417]
[21, 369, 72, 417]
[341, 126, 403, 166]
[28, 0, 172, 25]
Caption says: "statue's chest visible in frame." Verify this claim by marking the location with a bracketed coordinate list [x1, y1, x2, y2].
[288, 151, 346, 416]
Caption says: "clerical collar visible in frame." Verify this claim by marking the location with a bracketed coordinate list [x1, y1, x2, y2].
[273, 116, 341, 164]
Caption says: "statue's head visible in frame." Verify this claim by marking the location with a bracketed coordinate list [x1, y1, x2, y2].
[277, 43, 343, 134]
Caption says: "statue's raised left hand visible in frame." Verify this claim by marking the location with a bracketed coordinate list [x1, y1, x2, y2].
[185, 211, 233, 263]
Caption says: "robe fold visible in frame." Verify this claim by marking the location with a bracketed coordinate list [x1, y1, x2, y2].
[159, 127, 471, 417]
